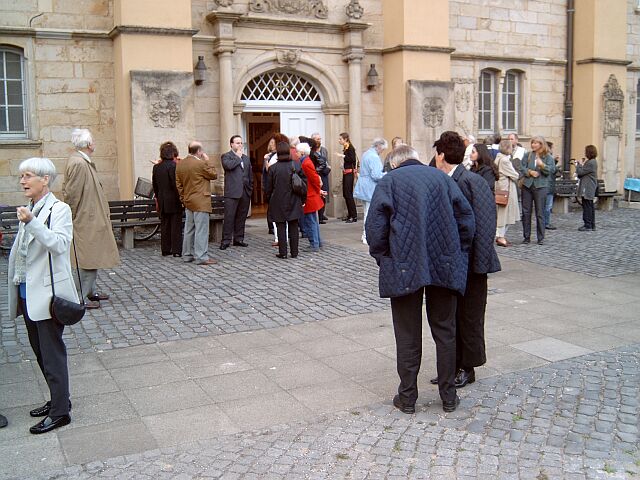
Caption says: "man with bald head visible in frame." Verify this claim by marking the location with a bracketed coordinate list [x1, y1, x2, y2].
[175, 141, 218, 265]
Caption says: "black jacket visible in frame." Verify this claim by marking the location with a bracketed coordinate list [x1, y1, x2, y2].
[152, 160, 182, 215]
[472, 164, 497, 193]
[265, 159, 305, 222]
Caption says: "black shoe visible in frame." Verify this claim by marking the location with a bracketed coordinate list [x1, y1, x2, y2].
[87, 292, 109, 301]
[275, 254, 287, 259]
[522, 238, 530, 244]
[29, 415, 71, 434]
[454, 368, 475, 388]
[30, 400, 72, 418]
[545, 225, 557, 230]
[162, 252, 171, 257]
[322, 216, 329, 222]
[442, 395, 460, 413]
[268, 229, 274, 235]
[392, 394, 415, 414]
[578, 226, 592, 232]
[429, 376, 438, 385]
[319, 220, 327, 225]
[537, 240, 544, 245]
[0, 414, 7, 428]
[219, 243, 230, 250]
[290, 254, 298, 258]
[233, 241, 248, 247]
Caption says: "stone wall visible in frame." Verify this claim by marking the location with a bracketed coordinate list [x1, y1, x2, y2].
[627, 0, 640, 177]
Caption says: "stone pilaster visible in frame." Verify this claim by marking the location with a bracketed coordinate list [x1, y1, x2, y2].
[342, 22, 368, 154]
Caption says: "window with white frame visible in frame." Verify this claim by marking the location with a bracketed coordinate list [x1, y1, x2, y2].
[502, 70, 521, 133]
[478, 70, 496, 133]
[0, 47, 27, 138]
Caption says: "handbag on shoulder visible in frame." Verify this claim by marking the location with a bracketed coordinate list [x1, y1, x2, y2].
[495, 189, 509, 206]
[290, 164, 307, 198]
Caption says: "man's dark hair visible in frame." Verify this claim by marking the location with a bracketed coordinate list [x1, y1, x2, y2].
[230, 135, 242, 145]
[433, 131, 465, 165]
[160, 141, 178, 162]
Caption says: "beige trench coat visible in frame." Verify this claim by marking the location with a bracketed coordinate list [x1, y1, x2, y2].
[495, 153, 521, 228]
[62, 152, 120, 269]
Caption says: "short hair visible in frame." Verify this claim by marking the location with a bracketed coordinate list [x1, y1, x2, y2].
[530, 135, 550, 157]
[339, 132, 350, 142]
[160, 141, 178, 162]
[483, 135, 495, 145]
[508, 133, 519, 141]
[19, 157, 57, 184]
[498, 139, 513, 155]
[466, 134, 476, 144]
[585, 144, 598, 160]
[188, 142, 202, 155]
[230, 135, 242, 145]
[71, 128, 93, 149]
[391, 136, 404, 149]
[433, 131, 465, 165]
[493, 133, 502, 144]
[387, 145, 419, 168]
[290, 136, 300, 147]
[272, 132, 289, 144]
[296, 142, 311, 156]
[371, 137, 388, 150]
[311, 132, 321, 138]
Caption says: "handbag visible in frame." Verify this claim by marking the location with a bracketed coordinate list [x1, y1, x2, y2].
[290, 164, 307, 198]
[46, 209, 86, 326]
[495, 189, 509, 206]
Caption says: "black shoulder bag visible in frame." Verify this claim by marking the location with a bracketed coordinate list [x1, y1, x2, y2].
[290, 163, 307, 198]
[46, 207, 86, 326]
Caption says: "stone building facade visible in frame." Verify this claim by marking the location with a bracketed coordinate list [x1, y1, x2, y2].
[0, 0, 638, 212]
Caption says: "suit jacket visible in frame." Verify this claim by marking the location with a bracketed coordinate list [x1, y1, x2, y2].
[451, 165, 501, 275]
[365, 160, 475, 298]
[152, 160, 182, 215]
[176, 154, 218, 213]
[222, 150, 253, 199]
[62, 151, 119, 269]
[520, 152, 556, 189]
[8, 194, 80, 322]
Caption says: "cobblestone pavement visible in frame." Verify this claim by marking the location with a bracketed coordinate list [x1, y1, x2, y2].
[497, 208, 640, 278]
[23, 344, 640, 480]
[0, 234, 387, 364]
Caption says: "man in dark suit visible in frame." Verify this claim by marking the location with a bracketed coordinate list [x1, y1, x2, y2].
[365, 145, 475, 414]
[220, 135, 253, 249]
[152, 141, 183, 257]
[176, 141, 218, 266]
[433, 131, 501, 389]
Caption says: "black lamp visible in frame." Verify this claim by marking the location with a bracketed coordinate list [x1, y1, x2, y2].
[194, 56, 207, 85]
[366, 64, 379, 90]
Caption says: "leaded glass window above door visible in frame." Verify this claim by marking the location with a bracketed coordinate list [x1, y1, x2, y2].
[241, 71, 321, 102]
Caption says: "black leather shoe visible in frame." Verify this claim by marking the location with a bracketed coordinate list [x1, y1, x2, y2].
[442, 395, 460, 413]
[0, 414, 7, 428]
[522, 238, 530, 244]
[545, 225, 557, 230]
[275, 254, 287, 259]
[30, 415, 71, 434]
[393, 394, 415, 414]
[88, 292, 109, 301]
[537, 240, 544, 246]
[429, 377, 438, 385]
[319, 220, 327, 225]
[455, 368, 475, 388]
[219, 243, 230, 250]
[233, 241, 249, 247]
[30, 400, 72, 417]
[578, 226, 592, 232]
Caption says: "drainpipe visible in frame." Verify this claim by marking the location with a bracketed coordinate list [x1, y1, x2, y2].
[562, 0, 575, 179]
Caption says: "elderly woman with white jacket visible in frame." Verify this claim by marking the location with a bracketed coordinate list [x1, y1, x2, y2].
[354, 138, 387, 244]
[8, 157, 78, 435]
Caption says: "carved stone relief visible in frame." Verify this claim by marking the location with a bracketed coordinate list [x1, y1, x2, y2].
[422, 97, 445, 128]
[148, 91, 182, 128]
[249, 0, 328, 19]
[276, 49, 301, 66]
[602, 74, 624, 192]
[603, 74, 624, 137]
[214, 0, 234, 7]
[345, 0, 364, 19]
[455, 89, 471, 113]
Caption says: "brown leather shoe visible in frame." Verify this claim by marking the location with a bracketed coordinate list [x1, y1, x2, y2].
[197, 259, 218, 265]
[85, 300, 100, 309]
[88, 292, 109, 301]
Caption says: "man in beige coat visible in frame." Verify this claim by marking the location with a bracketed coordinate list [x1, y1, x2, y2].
[176, 141, 218, 265]
[63, 128, 120, 309]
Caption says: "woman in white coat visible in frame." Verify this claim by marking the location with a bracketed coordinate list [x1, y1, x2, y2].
[8, 157, 78, 434]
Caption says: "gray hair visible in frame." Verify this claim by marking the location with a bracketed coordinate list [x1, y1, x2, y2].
[71, 128, 93, 149]
[19, 157, 57, 184]
[387, 145, 419, 168]
[290, 136, 299, 147]
[310, 132, 321, 138]
[498, 139, 513, 155]
[466, 134, 476, 143]
[371, 137, 388, 150]
[296, 142, 311, 156]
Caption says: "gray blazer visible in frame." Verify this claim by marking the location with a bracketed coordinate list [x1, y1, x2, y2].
[577, 158, 598, 200]
[222, 151, 253, 199]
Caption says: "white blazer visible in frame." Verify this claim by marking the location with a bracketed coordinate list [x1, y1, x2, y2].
[8, 193, 80, 322]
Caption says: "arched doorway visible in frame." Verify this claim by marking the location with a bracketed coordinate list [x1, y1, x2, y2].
[240, 71, 325, 213]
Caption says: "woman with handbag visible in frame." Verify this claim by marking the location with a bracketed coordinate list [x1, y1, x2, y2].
[494, 139, 520, 247]
[8, 157, 78, 434]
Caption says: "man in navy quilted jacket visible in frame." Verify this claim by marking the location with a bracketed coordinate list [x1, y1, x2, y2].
[365, 144, 475, 414]
[433, 131, 501, 390]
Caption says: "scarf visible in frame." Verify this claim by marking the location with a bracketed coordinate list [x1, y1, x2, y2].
[13, 193, 50, 285]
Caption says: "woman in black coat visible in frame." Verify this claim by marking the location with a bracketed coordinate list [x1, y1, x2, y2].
[152, 141, 183, 257]
[470, 143, 499, 192]
[265, 141, 306, 259]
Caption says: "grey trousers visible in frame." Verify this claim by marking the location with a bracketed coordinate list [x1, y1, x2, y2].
[182, 209, 210, 263]
[79, 268, 98, 299]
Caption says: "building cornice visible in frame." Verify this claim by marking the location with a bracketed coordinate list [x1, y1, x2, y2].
[453, 52, 566, 67]
[628, 65, 640, 72]
[0, 140, 43, 149]
[234, 15, 345, 34]
[575, 57, 632, 66]
[108, 26, 198, 39]
[382, 44, 456, 55]
[0, 26, 109, 40]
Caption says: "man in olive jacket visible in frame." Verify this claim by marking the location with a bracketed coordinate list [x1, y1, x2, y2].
[63, 128, 120, 309]
[176, 141, 218, 265]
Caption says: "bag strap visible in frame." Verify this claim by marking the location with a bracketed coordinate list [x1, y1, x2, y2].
[46, 203, 85, 306]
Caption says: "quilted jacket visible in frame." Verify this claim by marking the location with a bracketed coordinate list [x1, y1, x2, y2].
[365, 160, 476, 298]
[451, 165, 501, 275]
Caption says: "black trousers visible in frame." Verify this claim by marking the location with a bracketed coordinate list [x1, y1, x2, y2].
[521, 186, 547, 242]
[222, 193, 251, 245]
[275, 220, 299, 257]
[390, 286, 457, 405]
[160, 211, 183, 255]
[342, 173, 357, 220]
[456, 272, 488, 370]
[19, 296, 70, 418]
[582, 199, 595, 229]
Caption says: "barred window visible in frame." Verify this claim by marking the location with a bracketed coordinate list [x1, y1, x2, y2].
[1, 47, 27, 138]
[502, 70, 521, 133]
[241, 71, 321, 102]
[478, 70, 495, 133]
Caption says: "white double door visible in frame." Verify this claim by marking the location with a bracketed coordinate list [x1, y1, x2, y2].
[279, 109, 324, 140]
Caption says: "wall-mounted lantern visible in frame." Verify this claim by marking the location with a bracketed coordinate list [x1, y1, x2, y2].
[366, 64, 379, 90]
[194, 56, 207, 85]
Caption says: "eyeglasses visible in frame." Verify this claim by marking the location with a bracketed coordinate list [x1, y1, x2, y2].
[20, 173, 44, 180]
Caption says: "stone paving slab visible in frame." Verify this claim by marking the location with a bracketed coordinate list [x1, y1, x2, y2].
[13, 344, 639, 480]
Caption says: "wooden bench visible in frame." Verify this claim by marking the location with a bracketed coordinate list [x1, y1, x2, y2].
[0, 204, 19, 251]
[553, 179, 616, 213]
